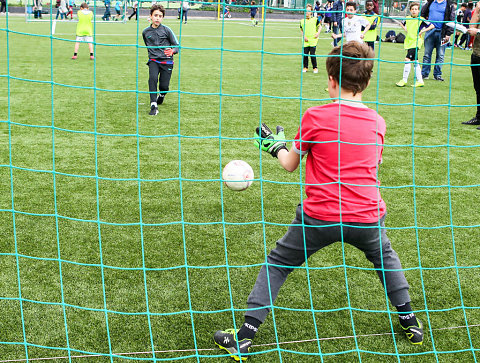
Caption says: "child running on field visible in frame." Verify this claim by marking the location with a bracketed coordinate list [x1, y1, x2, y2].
[114, 0, 122, 21]
[213, 41, 424, 361]
[250, 1, 258, 26]
[142, 4, 179, 115]
[72, 2, 94, 60]
[396, 2, 434, 88]
[300, 3, 321, 73]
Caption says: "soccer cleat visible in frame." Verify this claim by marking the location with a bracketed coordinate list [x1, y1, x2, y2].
[214, 329, 252, 361]
[149, 105, 158, 116]
[401, 318, 424, 345]
[71, 55, 77, 60]
[434, 76, 445, 81]
[156, 94, 165, 105]
[396, 80, 406, 87]
[411, 81, 424, 88]
[302, 68, 308, 73]
[313, 68, 318, 74]
[462, 117, 480, 125]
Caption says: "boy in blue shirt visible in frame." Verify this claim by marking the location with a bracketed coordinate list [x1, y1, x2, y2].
[420, 0, 455, 81]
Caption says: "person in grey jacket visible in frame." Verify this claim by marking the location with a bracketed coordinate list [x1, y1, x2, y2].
[142, 4, 179, 115]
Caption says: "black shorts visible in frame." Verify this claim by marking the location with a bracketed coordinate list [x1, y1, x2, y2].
[116, 9, 120, 15]
[324, 16, 332, 23]
[406, 48, 419, 61]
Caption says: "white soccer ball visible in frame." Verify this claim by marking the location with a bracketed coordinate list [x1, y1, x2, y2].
[222, 160, 254, 191]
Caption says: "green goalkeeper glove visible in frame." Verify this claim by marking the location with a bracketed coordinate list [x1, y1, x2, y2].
[254, 123, 288, 158]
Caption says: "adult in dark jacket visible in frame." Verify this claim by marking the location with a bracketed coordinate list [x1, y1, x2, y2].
[420, 0, 455, 81]
[332, 0, 345, 46]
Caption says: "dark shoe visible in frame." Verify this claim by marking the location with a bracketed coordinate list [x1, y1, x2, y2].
[156, 94, 165, 105]
[434, 76, 444, 81]
[462, 117, 480, 125]
[214, 329, 252, 361]
[401, 318, 424, 345]
[149, 105, 158, 116]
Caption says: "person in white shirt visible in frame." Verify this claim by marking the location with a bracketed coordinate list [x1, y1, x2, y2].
[332, 1, 371, 43]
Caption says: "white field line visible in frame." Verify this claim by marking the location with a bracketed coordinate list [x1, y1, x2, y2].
[1, 323, 479, 362]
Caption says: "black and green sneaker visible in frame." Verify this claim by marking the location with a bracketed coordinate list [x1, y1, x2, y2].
[402, 318, 424, 345]
[214, 329, 252, 361]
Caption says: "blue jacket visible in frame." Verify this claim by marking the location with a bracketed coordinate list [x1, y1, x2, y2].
[332, 0, 344, 24]
[421, 0, 455, 38]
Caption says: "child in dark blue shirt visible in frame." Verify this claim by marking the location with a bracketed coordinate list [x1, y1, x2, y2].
[250, 1, 258, 26]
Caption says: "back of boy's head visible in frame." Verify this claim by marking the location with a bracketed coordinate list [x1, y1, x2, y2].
[409, 2, 419, 10]
[150, 4, 165, 16]
[306, 3, 313, 10]
[345, 1, 356, 9]
[326, 41, 374, 95]
[461, 2, 467, 8]
[80, 2, 88, 9]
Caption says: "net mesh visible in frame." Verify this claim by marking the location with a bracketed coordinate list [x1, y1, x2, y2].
[1, 1, 479, 361]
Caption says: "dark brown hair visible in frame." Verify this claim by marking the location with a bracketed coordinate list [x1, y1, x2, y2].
[326, 41, 374, 95]
[409, 2, 419, 10]
[80, 2, 88, 9]
[345, 1, 357, 9]
[150, 4, 165, 16]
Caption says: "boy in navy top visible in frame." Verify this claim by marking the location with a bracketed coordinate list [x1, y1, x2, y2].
[250, 1, 258, 26]
[213, 41, 423, 361]
[142, 4, 179, 115]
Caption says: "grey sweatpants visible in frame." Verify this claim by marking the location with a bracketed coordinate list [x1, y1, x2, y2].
[246, 205, 411, 323]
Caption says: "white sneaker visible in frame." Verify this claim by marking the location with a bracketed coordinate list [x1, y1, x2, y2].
[313, 68, 318, 74]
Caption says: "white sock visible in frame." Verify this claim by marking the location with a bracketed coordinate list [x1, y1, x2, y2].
[415, 65, 423, 83]
[151, 102, 157, 107]
[403, 63, 411, 82]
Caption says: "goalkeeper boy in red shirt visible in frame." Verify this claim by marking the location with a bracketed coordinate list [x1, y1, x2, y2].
[214, 41, 423, 361]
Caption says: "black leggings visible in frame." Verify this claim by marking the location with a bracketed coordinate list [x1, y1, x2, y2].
[471, 54, 480, 118]
[0, 1, 6, 12]
[148, 61, 173, 103]
[303, 46, 317, 69]
[128, 8, 137, 20]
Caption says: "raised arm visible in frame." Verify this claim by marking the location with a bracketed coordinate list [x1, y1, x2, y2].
[254, 123, 302, 172]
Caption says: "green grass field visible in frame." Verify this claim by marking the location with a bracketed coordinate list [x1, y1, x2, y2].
[1, 14, 479, 362]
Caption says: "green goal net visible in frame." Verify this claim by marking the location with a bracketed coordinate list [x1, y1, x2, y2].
[1, 1, 479, 362]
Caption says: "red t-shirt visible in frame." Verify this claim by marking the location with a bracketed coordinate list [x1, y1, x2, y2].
[293, 102, 386, 223]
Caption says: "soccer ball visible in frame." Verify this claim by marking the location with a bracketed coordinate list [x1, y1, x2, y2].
[222, 160, 254, 191]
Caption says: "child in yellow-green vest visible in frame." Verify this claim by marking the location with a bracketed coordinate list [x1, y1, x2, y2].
[396, 2, 434, 88]
[72, 2, 94, 60]
[300, 3, 321, 73]
[363, 0, 379, 50]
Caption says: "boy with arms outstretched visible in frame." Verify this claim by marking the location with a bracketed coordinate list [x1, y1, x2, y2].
[332, 1, 371, 43]
[214, 41, 423, 361]
[142, 4, 179, 115]
[396, 2, 434, 87]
